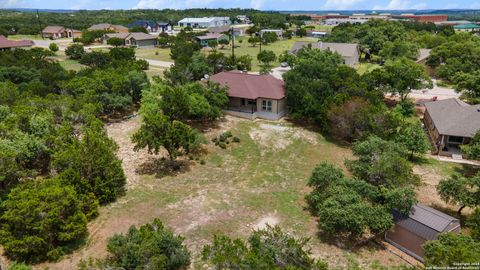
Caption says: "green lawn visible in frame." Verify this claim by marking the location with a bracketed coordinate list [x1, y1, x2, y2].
[356, 62, 381, 75]
[135, 47, 173, 62]
[209, 36, 319, 71]
[7, 34, 42, 40]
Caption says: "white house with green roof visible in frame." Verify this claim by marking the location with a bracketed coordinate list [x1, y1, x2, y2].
[454, 23, 480, 32]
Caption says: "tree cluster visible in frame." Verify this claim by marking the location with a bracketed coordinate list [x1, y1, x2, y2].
[0, 46, 146, 262]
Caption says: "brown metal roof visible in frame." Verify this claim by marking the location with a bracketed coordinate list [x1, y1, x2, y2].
[424, 98, 480, 138]
[210, 71, 285, 100]
[393, 204, 460, 240]
[0, 35, 34, 49]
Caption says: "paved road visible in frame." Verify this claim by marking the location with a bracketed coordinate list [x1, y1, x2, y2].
[139, 58, 174, 68]
[409, 80, 460, 101]
[271, 66, 291, 80]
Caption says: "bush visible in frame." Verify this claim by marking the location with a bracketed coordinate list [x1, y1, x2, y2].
[106, 219, 191, 270]
[0, 178, 88, 263]
[202, 225, 328, 269]
[49, 43, 59, 52]
[212, 131, 239, 148]
[65, 43, 85, 60]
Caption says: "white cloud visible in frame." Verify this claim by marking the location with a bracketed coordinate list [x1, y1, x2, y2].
[250, 0, 265, 9]
[0, 0, 22, 8]
[373, 0, 413, 10]
[323, 0, 365, 10]
[470, 1, 480, 8]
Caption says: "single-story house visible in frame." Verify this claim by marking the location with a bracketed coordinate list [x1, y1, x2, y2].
[454, 23, 480, 32]
[195, 33, 228, 47]
[128, 20, 160, 33]
[104, 32, 158, 48]
[0, 35, 34, 51]
[209, 71, 287, 120]
[41, 26, 81, 39]
[158, 22, 173, 33]
[259, 29, 284, 39]
[178, 17, 230, 28]
[423, 98, 480, 158]
[386, 204, 460, 262]
[306, 30, 328, 38]
[290, 42, 360, 67]
[207, 25, 245, 37]
[88, 23, 129, 33]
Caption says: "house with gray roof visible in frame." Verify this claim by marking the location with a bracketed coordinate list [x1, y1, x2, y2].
[89, 23, 129, 33]
[386, 204, 460, 262]
[178, 17, 230, 28]
[290, 42, 360, 67]
[103, 32, 157, 48]
[423, 98, 480, 157]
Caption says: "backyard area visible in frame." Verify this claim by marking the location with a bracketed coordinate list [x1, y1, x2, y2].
[36, 115, 468, 270]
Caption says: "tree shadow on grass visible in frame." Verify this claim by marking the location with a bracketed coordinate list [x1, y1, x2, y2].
[283, 117, 352, 149]
[136, 157, 194, 179]
[453, 164, 480, 177]
[315, 229, 384, 254]
[188, 118, 223, 134]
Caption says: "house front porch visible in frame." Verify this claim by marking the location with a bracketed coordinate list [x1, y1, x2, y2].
[225, 97, 287, 121]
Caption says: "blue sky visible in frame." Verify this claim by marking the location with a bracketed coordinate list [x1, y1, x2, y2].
[2, 0, 480, 10]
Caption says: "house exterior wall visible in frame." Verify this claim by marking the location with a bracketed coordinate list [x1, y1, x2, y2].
[386, 225, 428, 262]
[43, 32, 65, 39]
[344, 50, 360, 67]
[179, 18, 230, 28]
[423, 109, 472, 158]
[226, 97, 286, 120]
[135, 39, 157, 48]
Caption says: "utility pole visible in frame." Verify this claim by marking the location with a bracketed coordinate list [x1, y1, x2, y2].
[231, 26, 235, 64]
[259, 32, 262, 53]
[36, 9, 44, 39]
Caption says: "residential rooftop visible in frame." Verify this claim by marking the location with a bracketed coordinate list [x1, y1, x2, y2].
[424, 98, 480, 138]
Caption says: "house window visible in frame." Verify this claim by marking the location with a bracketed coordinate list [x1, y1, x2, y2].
[247, 99, 256, 105]
[241, 98, 245, 106]
[448, 136, 464, 144]
[262, 100, 272, 112]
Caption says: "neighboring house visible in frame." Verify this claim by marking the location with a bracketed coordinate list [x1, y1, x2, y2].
[104, 32, 158, 48]
[89, 23, 129, 33]
[416, 48, 431, 64]
[386, 204, 460, 262]
[178, 17, 230, 28]
[306, 30, 328, 38]
[208, 25, 231, 35]
[236, 15, 250, 24]
[128, 20, 159, 33]
[208, 25, 244, 37]
[454, 23, 480, 32]
[41, 26, 81, 39]
[290, 42, 360, 67]
[0, 35, 34, 51]
[195, 33, 228, 47]
[209, 71, 287, 121]
[259, 29, 284, 39]
[158, 22, 173, 33]
[423, 98, 480, 158]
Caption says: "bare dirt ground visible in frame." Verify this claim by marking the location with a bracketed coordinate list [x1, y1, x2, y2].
[34, 115, 456, 270]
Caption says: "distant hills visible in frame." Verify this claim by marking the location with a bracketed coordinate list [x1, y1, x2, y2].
[2, 8, 480, 16]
